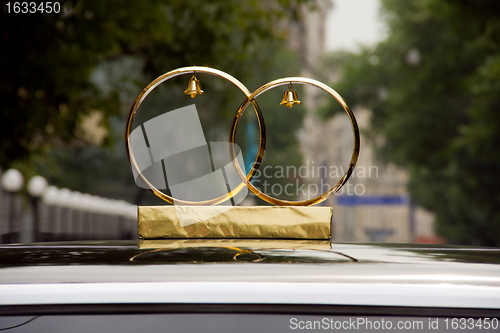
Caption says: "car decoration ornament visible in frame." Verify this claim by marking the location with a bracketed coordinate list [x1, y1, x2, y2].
[280, 83, 301, 109]
[183, 75, 204, 98]
[125, 66, 360, 247]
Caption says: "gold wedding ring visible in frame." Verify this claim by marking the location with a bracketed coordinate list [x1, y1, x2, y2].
[229, 77, 360, 206]
[126, 68, 359, 206]
[125, 66, 266, 205]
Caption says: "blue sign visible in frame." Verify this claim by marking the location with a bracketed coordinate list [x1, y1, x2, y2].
[337, 196, 409, 206]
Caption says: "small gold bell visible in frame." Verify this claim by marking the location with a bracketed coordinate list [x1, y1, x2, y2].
[184, 76, 204, 98]
[280, 89, 301, 109]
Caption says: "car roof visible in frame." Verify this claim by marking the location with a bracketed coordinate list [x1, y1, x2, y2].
[1, 240, 499, 285]
[1, 241, 500, 311]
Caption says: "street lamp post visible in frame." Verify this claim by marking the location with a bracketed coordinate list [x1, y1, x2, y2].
[1, 169, 24, 243]
[27, 176, 48, 242]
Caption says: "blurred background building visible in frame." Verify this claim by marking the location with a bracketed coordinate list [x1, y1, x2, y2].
[285, 0, 440, 243]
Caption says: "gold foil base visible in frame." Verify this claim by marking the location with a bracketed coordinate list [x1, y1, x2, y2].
[138, 206, 332, 240]
[138, 239, 332, 250]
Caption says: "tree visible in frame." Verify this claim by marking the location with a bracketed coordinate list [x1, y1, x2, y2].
[0, 0, 304, 168]
[1, 0, 308, 204]
[322, 0, 500, 246]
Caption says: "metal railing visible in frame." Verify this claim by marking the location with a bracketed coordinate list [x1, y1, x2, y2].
[0, 170, 137, 244]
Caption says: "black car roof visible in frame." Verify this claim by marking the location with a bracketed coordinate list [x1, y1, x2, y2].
[1, 241, 499, 285]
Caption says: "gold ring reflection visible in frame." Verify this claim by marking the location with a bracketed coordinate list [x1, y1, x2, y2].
[226, 246, 265, 262]
[129, 247, 265, 263]
[125, 66, 266, 205]
[229, 77, 360, 206]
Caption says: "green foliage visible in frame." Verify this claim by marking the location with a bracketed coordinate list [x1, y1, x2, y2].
[1, 0, 308, 204]
[0, 0, 304, 168]
[323, 0, 500, 246]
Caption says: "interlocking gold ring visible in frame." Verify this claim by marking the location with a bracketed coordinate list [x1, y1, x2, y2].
[229, 77, 360, 206]
[125, 66, 266, 205]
